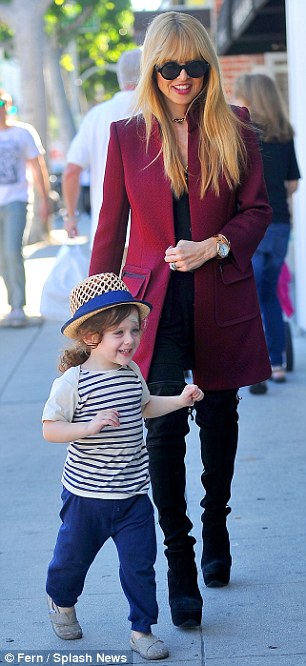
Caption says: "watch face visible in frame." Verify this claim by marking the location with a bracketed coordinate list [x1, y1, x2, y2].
[218, 242, 229, 258]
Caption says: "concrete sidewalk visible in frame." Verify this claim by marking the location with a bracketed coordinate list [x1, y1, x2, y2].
[1, 234, 306, 666]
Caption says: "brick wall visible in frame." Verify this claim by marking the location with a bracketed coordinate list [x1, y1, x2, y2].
[213, 0, 265, 102]
[220, 54, 265, 102]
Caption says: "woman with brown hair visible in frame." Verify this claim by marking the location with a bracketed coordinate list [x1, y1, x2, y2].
[90, 12, 272, 627]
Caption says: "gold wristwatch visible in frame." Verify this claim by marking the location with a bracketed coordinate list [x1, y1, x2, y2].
[214, 234, 231, 259]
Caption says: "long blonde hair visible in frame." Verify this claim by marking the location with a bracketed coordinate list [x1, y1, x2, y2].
[133, 11, 246, 198]
[234, 73, 294, 142]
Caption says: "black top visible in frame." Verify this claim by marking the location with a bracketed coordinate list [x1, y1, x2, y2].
[151, 190, 195, 372]
[259, 138, 301, 224]
[171, 191, 194, 289]
[173, 190, 192, 243]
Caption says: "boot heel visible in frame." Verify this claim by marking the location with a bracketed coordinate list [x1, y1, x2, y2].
[203, 567, 230, 588]
[167, 565, 203, 628]
[170, 597, 202, 627]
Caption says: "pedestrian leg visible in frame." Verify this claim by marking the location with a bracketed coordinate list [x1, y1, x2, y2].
[113, 495, 158, 632]
[46, 490, 108, 607]
[146, 379, 203, 627]
[196, 389, 239, 587]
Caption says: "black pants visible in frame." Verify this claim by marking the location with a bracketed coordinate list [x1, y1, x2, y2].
[145, 274, 239, 573]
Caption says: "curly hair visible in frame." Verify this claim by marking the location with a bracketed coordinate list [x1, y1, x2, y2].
[58, 304, 141, 373]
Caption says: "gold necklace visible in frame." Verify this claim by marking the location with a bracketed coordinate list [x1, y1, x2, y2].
[172, 117, 185, 123]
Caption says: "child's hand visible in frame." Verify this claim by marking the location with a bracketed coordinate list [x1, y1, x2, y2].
[86, 409, 120, 435]
[179, 384, 204, 407]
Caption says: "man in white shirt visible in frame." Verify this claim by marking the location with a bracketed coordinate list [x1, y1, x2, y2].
[62, 49, 141, 246]
[0, 88, 49, 326]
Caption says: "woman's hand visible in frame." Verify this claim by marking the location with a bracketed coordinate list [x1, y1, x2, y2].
[85, 409, 120, 435]
[164, 239, 217, 272]
[179, 384, 204, 407]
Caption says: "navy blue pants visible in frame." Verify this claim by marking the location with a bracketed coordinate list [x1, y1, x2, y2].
[46, 489, 158, 633]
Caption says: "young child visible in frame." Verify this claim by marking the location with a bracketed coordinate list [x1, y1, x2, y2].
[42, 273, 203, 661]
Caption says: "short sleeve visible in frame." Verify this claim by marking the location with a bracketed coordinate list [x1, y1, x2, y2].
[42, 371, 79, 423]
[128, 361, 150, 407]
[21, 123, 45, 159]
[66, 113, 93, 168]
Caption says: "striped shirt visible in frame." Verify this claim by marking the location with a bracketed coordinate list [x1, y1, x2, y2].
[42, 361, 151, 499]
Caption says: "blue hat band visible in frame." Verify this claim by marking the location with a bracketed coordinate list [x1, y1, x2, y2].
[73, 290, 135, 320]
[61, 289, 152, 336]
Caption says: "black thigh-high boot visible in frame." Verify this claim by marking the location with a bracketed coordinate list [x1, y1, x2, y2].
[146, 380, 203, 627]
[196, 389, 239, 588]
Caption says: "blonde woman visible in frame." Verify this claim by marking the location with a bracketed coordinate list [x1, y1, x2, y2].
[90, 12, 272, 627]
[234, 74, 301, 391]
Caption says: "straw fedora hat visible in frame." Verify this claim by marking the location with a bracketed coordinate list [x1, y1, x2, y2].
[61, 273, 152, 339]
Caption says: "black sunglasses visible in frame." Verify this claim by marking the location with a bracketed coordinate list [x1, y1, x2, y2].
[155, 60, 210, 81]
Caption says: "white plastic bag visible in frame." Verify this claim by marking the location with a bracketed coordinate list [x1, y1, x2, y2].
[40, 244, 89, 321]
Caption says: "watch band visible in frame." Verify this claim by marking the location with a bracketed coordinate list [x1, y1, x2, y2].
[213, 234, 231, 258]
[213, 233, 231, 248]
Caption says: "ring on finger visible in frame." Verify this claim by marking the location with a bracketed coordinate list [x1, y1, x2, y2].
[170, 262, 177, 271]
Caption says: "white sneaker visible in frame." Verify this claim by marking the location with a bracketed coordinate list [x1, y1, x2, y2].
[4, 308, 27, 327]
